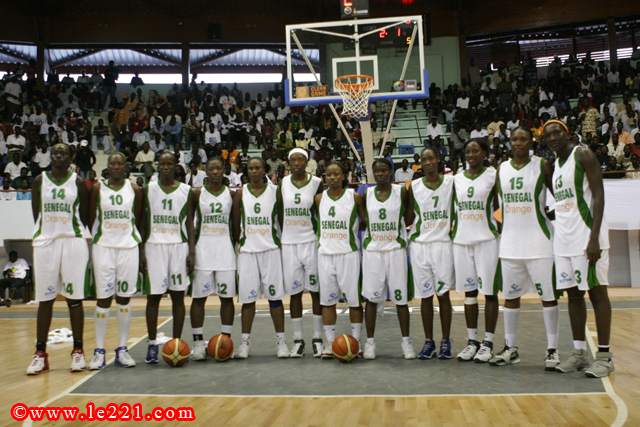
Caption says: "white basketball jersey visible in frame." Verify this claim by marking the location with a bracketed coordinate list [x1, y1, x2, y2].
[452, 167, 499, 245]
[498, 157, 553, 259]
[195, 186, 235, 270]
[280, 174, 322, 244]
[93, 180, 141, 248]
[33, 171, 85, 247]
[145, 181, 191, 244]
[317, 188, 360, 255]
[409, 174, 454, 243]
[239, 184, 280, 253]
[552, 146, 609, 256]
[363, 184, 407, 251]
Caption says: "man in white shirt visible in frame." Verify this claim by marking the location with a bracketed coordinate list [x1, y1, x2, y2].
[132, 123, 150, 149]
[470, 123, 489, 141]
[607, 65, 620, 94]
[6, 153, 27, 180]
[456, 91, 470, 109]
[203, 122, 221, 147]
[277, 104, 291, 121]
[29, 106, 47, 130]
[538, 101, 558, 119]
[394, 159, 414, 182]
[223, 163, 241, 187]
[1, 251, 30, 306]
[600, 94, 617, 118]
[6, 127, 26, 155]
[3, 76, 21, 117]
[426, 116, 444, 143]
[33, 143, 51, 172]
[185, 162, 206, 188]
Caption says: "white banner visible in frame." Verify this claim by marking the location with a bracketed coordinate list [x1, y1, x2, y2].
[604, 178, 640, 230]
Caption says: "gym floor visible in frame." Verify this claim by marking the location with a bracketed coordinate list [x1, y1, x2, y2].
[2, 289, 639, 426]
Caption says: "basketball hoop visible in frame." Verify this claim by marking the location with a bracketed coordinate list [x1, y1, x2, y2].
[334, 74, 374, 119]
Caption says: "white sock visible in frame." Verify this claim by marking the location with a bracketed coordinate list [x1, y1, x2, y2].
[94, 306, 110, 349]
[504, 308, 520, 347]
[242, 333, 250, 342]
[366, 338, 375, 345]
[221, 324, 233, 336]
[351, 323, 362, 341]
[323, 325, 336, 342]
[467, 328, 478, 341]
[313, 315, 324, 339]
[291, 317, 303, 340]
[276, 332, 285, 341]
[543, 305, 560, 349]
[116, 304, 131, 348]
[402, 336, 410, 345]
[149, 340, 157, 345]
[484, 332, 494, 343]
[191, 327, 203, 336]
[573, 340, 587, 351]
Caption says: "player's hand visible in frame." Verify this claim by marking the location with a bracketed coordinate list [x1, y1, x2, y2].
[586, 239, 601, 265]
[139, 250, 148, 274]
[186, 253, 195, 275]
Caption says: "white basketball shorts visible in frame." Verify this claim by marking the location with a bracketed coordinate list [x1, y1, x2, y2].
[192, 269, 237, 299]
[453, 238, 500, 296]
[555, 250, 609, 292]
[237, 249, 284, 303]
[143, 242, 190, 295]
[362, 247, 410, 305]
[92, 245, 139, 299]
[500, 257, 556, 301]
[282, 241, 319, 295]
[34, 237, 89, 301]
[410, 241, 455, 299]
[318, 251, 361, 307]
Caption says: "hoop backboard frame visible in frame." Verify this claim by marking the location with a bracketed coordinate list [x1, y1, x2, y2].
[284, 15, 429, 106]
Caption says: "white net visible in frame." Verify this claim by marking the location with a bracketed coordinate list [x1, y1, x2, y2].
[335, 75, 374, 119]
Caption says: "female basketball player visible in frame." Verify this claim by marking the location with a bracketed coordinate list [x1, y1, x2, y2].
[543, 120, 613, 378]
[87, 152, 142, 370]
[453, 139, 501, 363]
[27, 143, 90, 375]
[140, 152, 194, 364]
[407, 148, 455, 360]
[490, 127, 561, 369]
[361, 158, 416, 360]
[231, 157, 288, 358]
[314, 162, 366, 359]
[187, 157, 236, 360]
[277, 148, 324, 357]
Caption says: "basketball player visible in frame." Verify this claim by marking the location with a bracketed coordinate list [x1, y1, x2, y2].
[361, 158, 416, 359]
[314, 162, 366, 358]
[141, 152, 194, 364]
[407, 148, 455, 360]
[543, 120, 614, 377]
[453, 139, 501, 363]
[88, 152, 142, 370]
[277, 148, 324, 357]
[489, 127, 561, 369]
[27, 143, 90, 375]
[231, 157, 288, 358]
[187, 157, 236, 360]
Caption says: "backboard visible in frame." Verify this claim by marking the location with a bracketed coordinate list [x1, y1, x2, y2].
[284, 15, 429, 107]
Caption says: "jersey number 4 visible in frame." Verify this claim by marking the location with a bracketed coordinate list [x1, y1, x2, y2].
[328, 206, 336, 217]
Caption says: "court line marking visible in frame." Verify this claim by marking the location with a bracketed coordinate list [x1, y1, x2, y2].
[22, 317, 173, 427]
[586, 327, 628, 427]
[66, 392, 607, 398]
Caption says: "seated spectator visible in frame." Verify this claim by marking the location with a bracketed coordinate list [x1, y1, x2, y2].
[6, 153, 27, 180]
[609, 121, 634, 146]
[1, 178, 16, 201]
[411, 153, 421, 173]
[266, 149, 283, 178]
[431, 136, 448, 160]
[10, 167, 31, 190]
[0, 251, 30, 306]
[85, 170, 99, 189]
[185, 162, 206, 188]
[6, 126, 26, 157]
[425, 116, 443, 145]
[487, 114, 504, 139]
[621, 144, 634, 169]
[470, 122, 489, 142]
[186, 143, 207, 166]
[16, 179, 31, 200]
[276, 131, 294, 158]
[185, 114, 201, 148]
[456, 91, 470, 110]
[32, 142, 51, 176]
[92, 118, 111, 153]
[603, 156, 625, 179]
[203, 122, 221, 148]
[163, 116, 182, 148]
[607, 133, 626, 164]
[133, 141, 155, 180]
[394, 159, 414, 182]
[223, 163, 241, 187]
[237, 147, 250, 171]
[631, 133, 640, 157]
[221, 142, 240, 172]
[75, 141, 96, 180]
[626, 154, 640, 178]
[132, 123, 151, 149]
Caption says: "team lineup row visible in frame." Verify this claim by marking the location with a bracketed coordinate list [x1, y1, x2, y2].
[25, 120, 614, 379]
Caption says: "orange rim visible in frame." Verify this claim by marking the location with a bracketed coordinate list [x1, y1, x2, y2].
[335, 74, 374, 91]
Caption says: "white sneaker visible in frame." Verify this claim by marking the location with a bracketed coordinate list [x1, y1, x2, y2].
[364, 341, 376, 360]
[489, 345, 520, 366]
[192, 341, 207, 361]
[457, 339, 480, 362]
[473, 341, 494, 363]
[70, 348, 87, 372]
[321, 341, 334, 359]
[277, 338, 290, 358]
[88, 349, 106, 370]
[114, 347, 136, 367]
[312, 338, 323, 358]
[544, 349, 561, 371]
[402, 340, 417, 359]
[289, 339, 305, 358]
[26, 350, 49, 375]
[234, 340, 250, 359]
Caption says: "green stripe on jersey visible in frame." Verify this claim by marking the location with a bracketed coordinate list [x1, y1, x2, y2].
[493, 259, 502, 295]
[179, 188, 191, 242]
[349, 203, 359, 252]
[72, 186, 83, 237]
[534, 159, 551, 240]
[238, 202, 246, 249]
[363, 205, 372, 249]
[195, 202, 202, 244]
[397, 188, 407, 247]
[486, 187, 499, 238]
[144, 189, 151, 242]
[574, 153, 593, 229]
[93, 192, 103, 243]
[451, 192, 459, 241]
[33, 185, 43, 240]
[271, 202, 281, 248]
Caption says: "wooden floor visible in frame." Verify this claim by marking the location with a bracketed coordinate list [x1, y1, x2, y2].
[2, 289, 639, 427]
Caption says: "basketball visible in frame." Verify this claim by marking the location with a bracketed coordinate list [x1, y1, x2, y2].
[332, 334, 360, 363]
[162, 338, 190, 367]
[208, 334, 235, 362]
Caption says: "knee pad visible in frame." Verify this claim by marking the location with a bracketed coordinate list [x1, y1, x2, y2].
[464, 296, 478, 305]
[269, 300, 283, 309]
[67, 299, 82, 309]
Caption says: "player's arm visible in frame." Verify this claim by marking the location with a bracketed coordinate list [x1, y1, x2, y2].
[139, 185, 148, 274]
[231, 187, 243, 244]
[31, 175, 42, 222]
[185, 189, 196, 274]
[355, 192, 367, 230]
[404, 185, 415, 225]
[131, 182, 143, 233]
[276, 184, 283, 229]
[577, 147, 605, 264]
[542, 159, 556, 221]
[88, 182, 101, 230]
[76, 175, 90, 227]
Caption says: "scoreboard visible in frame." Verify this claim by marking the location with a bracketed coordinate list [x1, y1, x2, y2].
[340, 0, 370, 19]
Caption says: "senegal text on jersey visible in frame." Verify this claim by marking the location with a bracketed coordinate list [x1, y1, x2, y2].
[44, 202, 72, 213]
[322, 220, 347, 229]
[554, 188, 575, 202]
[103, 209, 130, 219]
[369, 222, 398, 232]
[247, 217, 270, 225]
[153, 215, 179, 224]
[203, 215, 228, 224]
[422, 210, 448, 221]
[285, 207, 311, 217]
[502, 192, 533, 203]
[457, 201, 485, 211]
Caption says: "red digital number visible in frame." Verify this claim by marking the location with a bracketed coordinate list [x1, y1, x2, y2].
[344, 0, 353, 6]
[379, 29, 388, 38]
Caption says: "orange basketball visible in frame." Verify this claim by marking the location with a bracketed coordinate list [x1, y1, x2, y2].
[162, 338, 190, 367]
[207, 334, 235, 362]
[332, 334, 359, 363]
